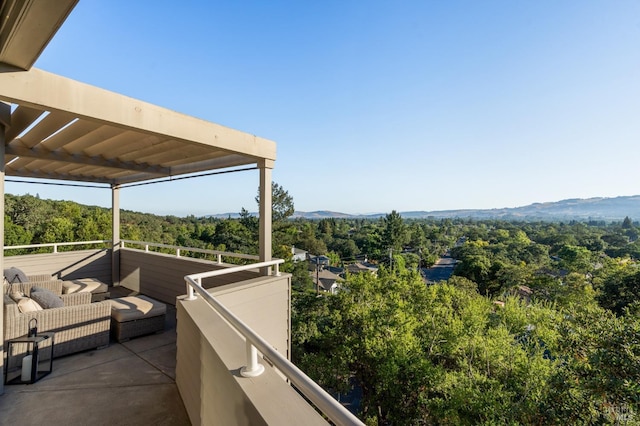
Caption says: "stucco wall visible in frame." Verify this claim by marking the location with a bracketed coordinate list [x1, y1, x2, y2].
[176, 294, 326, 426]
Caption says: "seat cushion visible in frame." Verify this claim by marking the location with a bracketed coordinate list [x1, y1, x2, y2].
[62, 279, 108, 295]
[108, 295, 166, 323]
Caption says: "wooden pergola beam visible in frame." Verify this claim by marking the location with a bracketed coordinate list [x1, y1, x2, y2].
[0, 67, 277, 161]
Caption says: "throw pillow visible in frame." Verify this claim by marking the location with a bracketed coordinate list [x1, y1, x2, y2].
[4, 267, 29, 284]
[3, 268, 14, 283]
[4, 281, 17, 295]
[17, 297, 43, 313]
[9, 291, 26, 303]
[30, 286, 64, 309]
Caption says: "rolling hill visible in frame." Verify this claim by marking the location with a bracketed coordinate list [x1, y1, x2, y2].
[290, 195, 640, 221]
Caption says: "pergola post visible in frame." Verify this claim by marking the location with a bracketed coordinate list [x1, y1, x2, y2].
[111, 184, 120, 287]
[0, 101, 10, 394]
[258, 160, 273, 276]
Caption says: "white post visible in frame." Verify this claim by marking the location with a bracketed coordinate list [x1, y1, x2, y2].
[258, 160, 273, 276]
[185, 282, 195, 300]
[184, 277, 199, 301]
[240, 340, 265, 378]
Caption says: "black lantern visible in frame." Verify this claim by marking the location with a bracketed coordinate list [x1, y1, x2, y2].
[4, 323, 55, 385]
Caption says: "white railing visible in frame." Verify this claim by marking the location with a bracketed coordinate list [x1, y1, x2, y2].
[5, 240, 259, 265]
[120, 239, 259, 263]
[184, 263, 365, 426]
[4, 240, 112, 253]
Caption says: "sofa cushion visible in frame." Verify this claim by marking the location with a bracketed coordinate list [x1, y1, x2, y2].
[62, 279, 108, 295]
[109, 296, 166, 322]
[30, 286, 64, 309]
[4, 267, 28, 284]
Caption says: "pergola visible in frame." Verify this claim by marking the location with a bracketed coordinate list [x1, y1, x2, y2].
[0, 0, 276, 392]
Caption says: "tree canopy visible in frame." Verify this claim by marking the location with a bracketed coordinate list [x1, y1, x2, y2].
[293, 267, 640, 425]
[5, 193, 640, 424]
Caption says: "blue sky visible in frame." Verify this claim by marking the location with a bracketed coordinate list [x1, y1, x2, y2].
[9, 1, 640, 216]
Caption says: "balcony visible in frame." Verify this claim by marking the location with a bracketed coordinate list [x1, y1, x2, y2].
[1, 241, 362, 425]
[0, 3, 363, 423]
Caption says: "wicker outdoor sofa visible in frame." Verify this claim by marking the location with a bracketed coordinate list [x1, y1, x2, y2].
[3, 280, 111, 358]
[4, 267, 110, 302]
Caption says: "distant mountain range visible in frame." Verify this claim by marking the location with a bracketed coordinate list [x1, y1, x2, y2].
[212, 195, 640, 222]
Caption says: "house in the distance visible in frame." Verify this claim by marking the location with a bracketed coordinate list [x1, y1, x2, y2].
[309, 255, 330, 268]
[308, 255, 344, 294]
[291, 246, 308, 262]
[312, 267, 343, 294]
[346, 261, 379, 276]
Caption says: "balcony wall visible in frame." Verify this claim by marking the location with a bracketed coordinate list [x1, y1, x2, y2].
[120, 248, 317, 423]
[4, 248, 112, 283]
[176, 295, 326, 426]
[119, 248, 261, 305]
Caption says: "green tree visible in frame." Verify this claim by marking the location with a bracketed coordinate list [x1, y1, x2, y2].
[255, 182, 294, 223]
[557, 244, 593, 273]
[294, 260, 603, 424]
[286, 260, 314, 292]
[76, 217, 100, 241]
[4, 215, 32, 252]
[6, 194, 53, 236]
[39, 217, 74, 243]
[546, 304, 640, 423]
[331, 238, 360, 261]
[212, 220, 254, 255]
[239, 207, 258, 235]
[381, 210, 407, 254]
[295, 222, 327, 255]
[597, 263, 640, 315]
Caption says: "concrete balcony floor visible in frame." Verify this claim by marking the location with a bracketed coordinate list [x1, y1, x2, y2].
[0, 286, 190, 425]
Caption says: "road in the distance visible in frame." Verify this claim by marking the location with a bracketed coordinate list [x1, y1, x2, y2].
[422, 253, 456, 284]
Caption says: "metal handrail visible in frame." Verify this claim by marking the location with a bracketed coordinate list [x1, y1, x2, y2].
[120, 239, 259, 262]
[184, 262, 364, 426]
